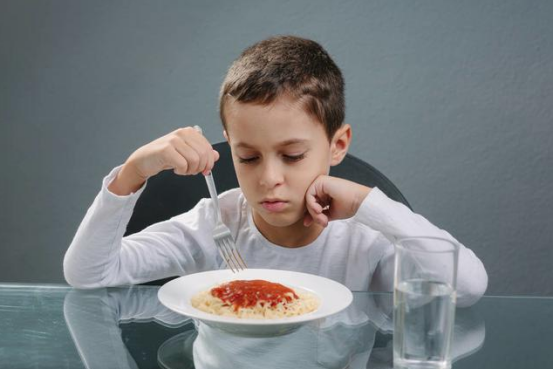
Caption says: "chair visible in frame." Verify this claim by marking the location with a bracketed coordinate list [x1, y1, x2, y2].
[124, 141, 411, 285]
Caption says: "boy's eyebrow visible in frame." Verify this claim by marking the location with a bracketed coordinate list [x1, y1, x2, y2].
[235, 139, 309, 149]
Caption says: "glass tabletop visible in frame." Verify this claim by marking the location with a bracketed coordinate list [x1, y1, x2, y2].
[0, 284, 551, 368]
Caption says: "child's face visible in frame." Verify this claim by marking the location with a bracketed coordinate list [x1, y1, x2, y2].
[224, 96, 335, 229]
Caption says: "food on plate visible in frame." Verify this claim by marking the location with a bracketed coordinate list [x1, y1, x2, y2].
[191, 279, 319, 319]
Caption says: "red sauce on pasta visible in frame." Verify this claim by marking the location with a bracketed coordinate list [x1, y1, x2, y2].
[211, 280, 299, 311]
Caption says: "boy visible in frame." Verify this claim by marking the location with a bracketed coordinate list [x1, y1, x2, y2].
[64, 36, 487, 307]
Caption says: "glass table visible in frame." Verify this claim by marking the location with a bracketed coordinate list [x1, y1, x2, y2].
[0, 284, 551, 368]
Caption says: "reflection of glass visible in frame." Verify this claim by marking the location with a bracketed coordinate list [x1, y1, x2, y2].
[393, 237, 459, 369]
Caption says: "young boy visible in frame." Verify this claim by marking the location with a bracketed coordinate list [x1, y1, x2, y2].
[64, 36, 487, 307]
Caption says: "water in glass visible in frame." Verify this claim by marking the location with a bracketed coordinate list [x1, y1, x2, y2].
[393, 279, 456, 369]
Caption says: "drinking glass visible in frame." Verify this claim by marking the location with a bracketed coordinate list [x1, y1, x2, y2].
[393, 236, 459, 369]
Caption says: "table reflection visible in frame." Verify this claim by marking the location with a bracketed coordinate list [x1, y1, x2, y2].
[63, 287, 485, 368]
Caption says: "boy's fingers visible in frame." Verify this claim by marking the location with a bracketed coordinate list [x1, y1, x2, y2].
[165, 147, 189, 175]
[305, 187, 323, 212]
[188, 132, 220, 174]
[201, 150, 220, 175]
[310, 200, 324, 214]
[307, 212, 327, 228]
[306, 199, 323, 222]
[306, 176, 335, 227]
[174, 127, 212, 173]
[305, 194, 330, 228]
[205, 148, 220, 171]
[184, 139, 209, 174]
[168, 137, 196, 172]
[172, 142, 202, 174]
[315, 213, 329, 227]
[303, 213, 313, 227]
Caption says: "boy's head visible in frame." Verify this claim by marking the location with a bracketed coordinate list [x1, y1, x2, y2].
[219, 35, 344, 141]
[218, 36, 351, 236]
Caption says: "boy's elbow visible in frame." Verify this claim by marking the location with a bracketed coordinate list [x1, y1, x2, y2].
[64, 274, 85, 289]
[63, 254, 104, 290]
[456, 267, 488, 307]
[63, 265, 97, 289]
[64, 271, 106, 290]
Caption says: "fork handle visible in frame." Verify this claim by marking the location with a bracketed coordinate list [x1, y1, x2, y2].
[192, 125, 222, 223]
[204, 172, 221, 222]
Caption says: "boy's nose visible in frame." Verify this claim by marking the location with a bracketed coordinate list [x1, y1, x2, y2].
[259, 161, 284, 188]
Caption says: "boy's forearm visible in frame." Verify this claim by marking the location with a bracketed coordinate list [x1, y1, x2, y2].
[353, 184, 372, 213]
[64, 165, 145, 288]
[108, 162, 146, 196]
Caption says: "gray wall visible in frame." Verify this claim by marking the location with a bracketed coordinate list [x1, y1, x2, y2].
[1, 0, 551, 296]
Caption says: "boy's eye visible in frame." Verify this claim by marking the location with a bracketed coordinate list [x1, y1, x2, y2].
[238, 156, 259, 164]
[238, 153, 306, 164]
[283, 153, 306, 162]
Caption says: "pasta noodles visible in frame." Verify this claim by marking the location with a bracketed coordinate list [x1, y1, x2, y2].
[191, 279, 319, 319]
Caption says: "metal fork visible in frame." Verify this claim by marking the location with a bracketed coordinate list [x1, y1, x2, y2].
[194, 126, 247, 272]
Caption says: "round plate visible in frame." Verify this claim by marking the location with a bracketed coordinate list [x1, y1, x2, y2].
[157, 269, 353, 336]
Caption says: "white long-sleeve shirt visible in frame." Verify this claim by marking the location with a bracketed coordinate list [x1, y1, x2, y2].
[64, 166, 488, 307]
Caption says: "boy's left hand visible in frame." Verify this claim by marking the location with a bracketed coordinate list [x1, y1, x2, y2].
[304, 175, 372, 227]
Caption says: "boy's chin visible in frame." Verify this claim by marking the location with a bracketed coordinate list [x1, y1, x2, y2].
[257, 211, 304, 228]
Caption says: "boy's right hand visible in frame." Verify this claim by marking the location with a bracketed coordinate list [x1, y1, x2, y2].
[108, 127, 220, 196]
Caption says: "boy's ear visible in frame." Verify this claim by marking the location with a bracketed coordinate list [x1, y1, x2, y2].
[223, 130, 229, 142]
[330, 124, 352, 166]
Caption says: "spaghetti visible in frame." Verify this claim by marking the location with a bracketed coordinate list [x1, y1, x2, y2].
[191, 279, 319, 319]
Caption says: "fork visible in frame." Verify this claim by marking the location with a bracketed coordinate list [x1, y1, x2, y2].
[193, 126, 247, 272]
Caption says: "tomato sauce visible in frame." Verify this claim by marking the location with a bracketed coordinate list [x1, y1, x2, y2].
[211, 280, 299, 311]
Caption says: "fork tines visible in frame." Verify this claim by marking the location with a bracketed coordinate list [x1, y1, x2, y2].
[216, 236, 247, 273]
[213, 224, 247, 272]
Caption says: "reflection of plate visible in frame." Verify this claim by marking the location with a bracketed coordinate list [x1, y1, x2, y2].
[158, 269, 353, 336]
[157, 330, 197, 369]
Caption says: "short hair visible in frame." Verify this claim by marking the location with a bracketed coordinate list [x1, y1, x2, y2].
[219, 35, 345, 140]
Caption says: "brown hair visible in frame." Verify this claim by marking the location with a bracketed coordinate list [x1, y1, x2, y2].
[219, 35, 345, 140]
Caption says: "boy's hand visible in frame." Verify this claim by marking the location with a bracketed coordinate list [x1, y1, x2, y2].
[304, 175, 372, 228]
[108, 127, 220, 195]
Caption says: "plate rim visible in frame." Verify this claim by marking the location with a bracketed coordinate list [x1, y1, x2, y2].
[157, 268, 353, 326]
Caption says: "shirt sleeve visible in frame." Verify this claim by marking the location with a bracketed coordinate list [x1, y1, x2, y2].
[354, 188, 488, 307]
[63, 166, 220, 289]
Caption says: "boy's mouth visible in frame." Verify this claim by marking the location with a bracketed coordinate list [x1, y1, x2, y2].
[260, 199, 288, 212]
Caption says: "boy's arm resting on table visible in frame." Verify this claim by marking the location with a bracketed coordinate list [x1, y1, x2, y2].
[63, 166, 218, 289]
[355, 188, 488, 307]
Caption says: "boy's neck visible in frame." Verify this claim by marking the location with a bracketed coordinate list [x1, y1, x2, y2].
[252, 212, 325, 248]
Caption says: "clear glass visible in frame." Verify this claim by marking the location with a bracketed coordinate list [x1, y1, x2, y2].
[393, 237, 460, 369]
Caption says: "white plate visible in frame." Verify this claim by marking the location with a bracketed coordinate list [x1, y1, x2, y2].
[157, 269, 353, 336]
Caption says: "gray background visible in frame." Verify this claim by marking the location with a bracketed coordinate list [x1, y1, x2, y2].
[1, 0, 551, 296]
